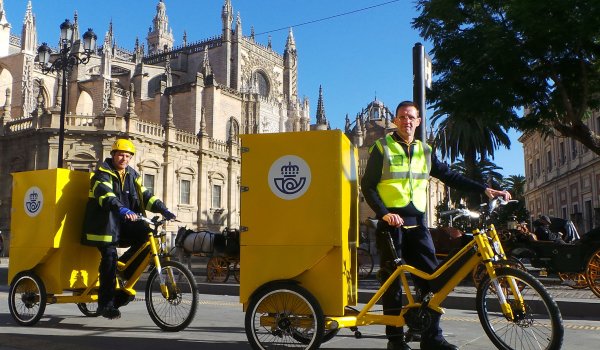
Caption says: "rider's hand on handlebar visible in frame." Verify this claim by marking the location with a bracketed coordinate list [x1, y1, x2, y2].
[484, 188, 512, 201]
[382, 213, 404, 227]
[162, 209, 176, 221]
[118, 207, 138, 221]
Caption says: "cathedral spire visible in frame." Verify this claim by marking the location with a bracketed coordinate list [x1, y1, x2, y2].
[285, 27, 296, 52]
[201, 46, 213, 79]
[221, 0, 233, 42]
[0, 0, 8, 25]
[315, 85, 328, 130]
[147, 0, 173, 55]
[20, 1, 37, 53]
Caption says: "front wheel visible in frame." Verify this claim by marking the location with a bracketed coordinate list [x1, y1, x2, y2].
[245, 282, 325, 350]
[145, 260, 198, 331]
[8, 271, 47, 326]
[476, 267, 563, 350]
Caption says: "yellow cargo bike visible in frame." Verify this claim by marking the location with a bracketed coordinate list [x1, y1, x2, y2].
[239, 131, 564, 350]
[7, 169, 198, 331]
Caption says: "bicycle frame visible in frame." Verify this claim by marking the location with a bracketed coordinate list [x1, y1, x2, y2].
[46, 217, 171, 304]
[326, 224, 525, 330]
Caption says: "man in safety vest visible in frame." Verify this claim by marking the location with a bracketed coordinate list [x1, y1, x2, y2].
[361, 101, 510, 350]
[81, 138, 176, 319]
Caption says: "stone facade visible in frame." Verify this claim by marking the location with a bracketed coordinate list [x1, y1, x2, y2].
[520, 112, 600, 234]
[0, 0, 311, 241]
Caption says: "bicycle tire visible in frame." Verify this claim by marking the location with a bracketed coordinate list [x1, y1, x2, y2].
[357, 247, 374, 279]
[476, 267, 563, 350]
[245, 281, 325, 350]
[8, 271, 47, 326]
[145, 260, 198, 331]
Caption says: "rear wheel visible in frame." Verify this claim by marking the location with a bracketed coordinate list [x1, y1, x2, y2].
[476, 267, 563, 350]
[357, 248, 374, 279]
[145, 260, 198, 331]
[245, 282, 324, 350]
[585, 248, 600, 298]
[8, 271, 47, 326]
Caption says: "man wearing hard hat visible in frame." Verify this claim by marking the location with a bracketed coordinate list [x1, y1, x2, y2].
[81, 138, 176, 319]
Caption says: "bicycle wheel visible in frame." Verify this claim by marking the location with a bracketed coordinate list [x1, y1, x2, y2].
[585, 248, 600, 298]
[245, 282, 325, 350]
[476, 267, 563, 350]
[77, 302, 100, 317]
[145, 260, 198, 332]
[207, 256, 229, 283]
[357, 247, 374, 279]
[8, 271, 47, 326]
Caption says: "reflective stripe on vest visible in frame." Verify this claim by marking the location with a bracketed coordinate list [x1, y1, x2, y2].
[85, 233, 113, 243]
[375, 134, 431, 212]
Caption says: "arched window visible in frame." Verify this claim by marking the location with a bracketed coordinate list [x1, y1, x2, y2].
[255, 71, 269, 97]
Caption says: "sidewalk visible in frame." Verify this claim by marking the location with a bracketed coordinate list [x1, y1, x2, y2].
[2, 256, 599, 319]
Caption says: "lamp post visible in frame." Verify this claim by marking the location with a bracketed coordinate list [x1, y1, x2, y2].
[37, 19, 97, 168]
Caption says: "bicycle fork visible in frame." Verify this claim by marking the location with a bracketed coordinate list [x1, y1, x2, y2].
[474, 228, 525, 321]
[149, 234, 176, 299]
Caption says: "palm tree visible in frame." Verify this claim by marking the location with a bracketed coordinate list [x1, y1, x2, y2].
[503, 175, 526, 200]
[448, 158, 504, 207]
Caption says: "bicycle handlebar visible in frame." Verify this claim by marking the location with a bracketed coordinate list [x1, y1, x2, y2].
[441, 197, 518, 221]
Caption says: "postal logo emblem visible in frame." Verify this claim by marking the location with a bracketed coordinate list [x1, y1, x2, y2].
[24, 186, 43, 217]
[268, 155, 311, 200]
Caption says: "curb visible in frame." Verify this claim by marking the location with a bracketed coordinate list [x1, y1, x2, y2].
[194, 279, 600, 320]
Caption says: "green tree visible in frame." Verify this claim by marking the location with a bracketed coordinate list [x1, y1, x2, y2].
[414, 0, 600, 154]
[503, 175, 526, 200]
[448, 157, 504, 208]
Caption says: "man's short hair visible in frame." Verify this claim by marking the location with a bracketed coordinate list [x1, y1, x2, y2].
[540, 215, 551, 224]
[395, 101, 419, 116]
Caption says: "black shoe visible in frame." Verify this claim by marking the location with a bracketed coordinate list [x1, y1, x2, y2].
[99, 305, 121, 320]
[420, 338, 458, 350]
[387, 339, 412, 350]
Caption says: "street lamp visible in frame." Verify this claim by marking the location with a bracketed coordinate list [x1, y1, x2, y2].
[37, 19, 97, 168]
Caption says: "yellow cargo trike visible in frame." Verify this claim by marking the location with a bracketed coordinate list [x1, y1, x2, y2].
[7, 169, 198, 331]
[239, 131, 564, 350]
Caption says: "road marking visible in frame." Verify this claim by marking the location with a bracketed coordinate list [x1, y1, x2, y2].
[442, 315, 600, 331]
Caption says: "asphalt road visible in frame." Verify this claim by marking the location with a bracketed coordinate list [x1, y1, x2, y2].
[1, 292, 600, 350]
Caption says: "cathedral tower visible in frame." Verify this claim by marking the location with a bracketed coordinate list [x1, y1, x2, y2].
[146, 0, 174, 55]
[283, 28, 298, 101]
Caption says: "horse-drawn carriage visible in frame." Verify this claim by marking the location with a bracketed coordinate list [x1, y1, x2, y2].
[172, 226, 240, 283]
[436, 206, 600, 297]
[504, 225, 600, 296]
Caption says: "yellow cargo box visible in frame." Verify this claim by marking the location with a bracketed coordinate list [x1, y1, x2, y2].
[239, 130, 359, 316]
[8, 169, 100, 294]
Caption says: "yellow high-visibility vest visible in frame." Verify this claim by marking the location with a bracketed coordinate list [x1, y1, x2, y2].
[374, 134, 431, 212]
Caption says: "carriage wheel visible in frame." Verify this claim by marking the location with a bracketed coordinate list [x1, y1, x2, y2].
[207, 256, 229, 283]
[558, 272, 588, 289]
[8, 271, 47, 326]
[585, 249, 600, 298]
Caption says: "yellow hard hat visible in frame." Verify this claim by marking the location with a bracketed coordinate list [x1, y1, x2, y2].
[111, 139, 135, 155]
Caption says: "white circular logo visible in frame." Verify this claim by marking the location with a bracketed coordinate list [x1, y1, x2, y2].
[268, 155, 311, 200]
[24, 186, 43, 217]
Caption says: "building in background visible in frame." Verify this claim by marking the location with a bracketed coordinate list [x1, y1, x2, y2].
[0, 0, 311, 241]
[520, 112, 600, 234]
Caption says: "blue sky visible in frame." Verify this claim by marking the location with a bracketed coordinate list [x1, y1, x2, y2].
[4, 0, 524, 176]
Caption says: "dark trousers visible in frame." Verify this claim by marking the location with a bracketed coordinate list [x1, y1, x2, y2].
[376, 222, 443, 341]
[97, 220, 149, 308]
